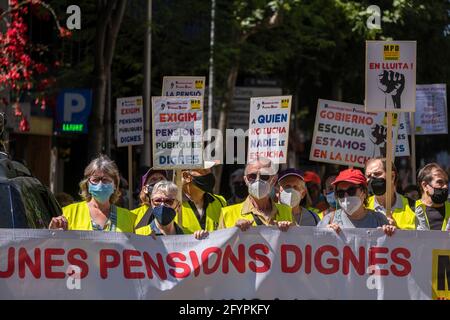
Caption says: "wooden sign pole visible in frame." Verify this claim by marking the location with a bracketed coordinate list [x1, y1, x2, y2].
[385, 112, 393, 219]
[128, 145, 133, 210]
[410, 112, 417, 185]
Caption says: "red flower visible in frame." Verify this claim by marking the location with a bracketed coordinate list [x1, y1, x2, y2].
[19, 117, 30, 132]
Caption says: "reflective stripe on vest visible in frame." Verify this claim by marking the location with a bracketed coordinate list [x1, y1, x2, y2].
[366, 195, 416, 230]
[220, 202, 293, 228]
[415, 199, 450, 231]
[62, 201, 136, 232]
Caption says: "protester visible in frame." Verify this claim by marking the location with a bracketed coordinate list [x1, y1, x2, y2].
[317, 168, 395, 236]
[219, 157, 293, 231]
[55, 192, 74, 208]
[178, 161, 227, 234]
[403, 184, 420, 201]
[321, 172, 338, 218]
[277, 168, 320, 226]
[132, 168, 168, 227]
[303, 170, 328, 212]
[49, 155, 136, 232]
[415, 163, 450, 231]
[134, 180, 208, 239]
[227, 168, 248, 205]
[364, 157, 416, 229]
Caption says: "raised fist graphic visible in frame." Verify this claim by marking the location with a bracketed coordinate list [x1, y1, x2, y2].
[377, 70, 405, 109]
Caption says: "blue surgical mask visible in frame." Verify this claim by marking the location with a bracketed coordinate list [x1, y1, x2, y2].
[152, 205, 177, 226]
[88, 182, 114, 203]
[326, 191, 337, 208]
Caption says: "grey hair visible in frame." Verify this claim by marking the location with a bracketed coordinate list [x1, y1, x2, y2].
[151, 180, 178, 199]
[244, 156, 278, 176]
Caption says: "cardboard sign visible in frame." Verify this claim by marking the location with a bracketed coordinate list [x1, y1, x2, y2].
[406, 84, 448, 135]
[310, 99, 409, 168]
[365, 41, 416, 112]
[162, 76, 205, 97]
[116, 96, 144, 147]
[248, 96, 292, 164]
[152, 96, 204, 169]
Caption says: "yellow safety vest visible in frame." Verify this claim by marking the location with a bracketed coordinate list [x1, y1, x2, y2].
[220, 201, 293, 228]
[366, 195, 416, 230]
[62, 201, 136, 232]
[415, 199, 450, 231]
[131, 204, 152, 235]
[175, 193, 227, 234]
[308, 207, 322, 220]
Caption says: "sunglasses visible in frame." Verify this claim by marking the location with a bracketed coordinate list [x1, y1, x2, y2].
[152, 198, 176, 206]
[335, 186, 361, 198]
[246, 173, 272, 182]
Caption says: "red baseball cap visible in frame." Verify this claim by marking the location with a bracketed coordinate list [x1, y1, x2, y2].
[303, 171, 321, 186]
[331, 168, 367, 187]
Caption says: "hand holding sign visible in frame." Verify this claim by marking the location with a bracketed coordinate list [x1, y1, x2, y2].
[378, 70, 405, 109]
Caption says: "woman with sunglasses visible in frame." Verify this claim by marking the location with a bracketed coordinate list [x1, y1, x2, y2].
[135, 180, 209, 239]
[49, 155, 136, 232]
[317, 168, 396, 236]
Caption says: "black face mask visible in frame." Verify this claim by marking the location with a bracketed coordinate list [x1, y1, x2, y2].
[430, 187, 449, 205]
[233, 182, 248, 199]
[152, 205, 177, 226]
[192, 173, 215, 194]
[369, 177, 386, 196]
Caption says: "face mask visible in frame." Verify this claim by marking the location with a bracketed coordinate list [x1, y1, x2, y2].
[192, 173, 215, 194]
[233, 182, 248, 199]
[326, 191, 337, 208]
[152, 205, 177, 226]
[248, 179, 271, 200]
[369, 177, 386, 196]
[88, 182, 114, 203]
[280, 188, 302, 208]
[338, 196, 362, 216]
[430, 187, 449, 205]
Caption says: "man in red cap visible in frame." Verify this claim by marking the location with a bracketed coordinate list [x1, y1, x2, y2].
[317, 168, 395, 236]
[304, 171, 328, 213]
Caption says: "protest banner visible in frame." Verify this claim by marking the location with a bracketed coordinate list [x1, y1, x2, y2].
[310, 99, 409, 168]
[248, 96, 292, 164]
[162, 76, 205, 97]
[406, 84, 448, 135]
[116, 96, 144, 209]
[0, 227, 449, 300]
[365, 41, 416, 113]
[152, 96, 204, 170]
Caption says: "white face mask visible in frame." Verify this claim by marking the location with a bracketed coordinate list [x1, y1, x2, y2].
[338, 196, 362, 216]
[248, 179, 271, 200]
[280, 188, 302, 208]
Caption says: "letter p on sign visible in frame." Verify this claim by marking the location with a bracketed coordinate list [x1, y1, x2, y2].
[64, 93, 86, 122]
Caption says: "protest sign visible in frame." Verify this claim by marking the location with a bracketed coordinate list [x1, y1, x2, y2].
[365, 41, 416, 112]
[116, 96, 144, 147]
[152, 96, 203, 169]
[1, 227, 449, 300]
[310, 99, 409, 168]
[247, 96, 291, 164]
[162, 76, 205, 97]
[405, 84, 448, 135]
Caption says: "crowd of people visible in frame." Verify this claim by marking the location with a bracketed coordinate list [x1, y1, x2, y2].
[49, 154, 450, 238]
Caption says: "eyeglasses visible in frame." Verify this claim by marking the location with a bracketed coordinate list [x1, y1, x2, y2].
[151, 198, 176, 206]
[246, 173, 272, 182]
[335, 186, 361, 198]
[89, 176, 114, 184]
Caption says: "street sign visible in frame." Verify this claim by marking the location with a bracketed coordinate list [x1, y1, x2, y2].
[56, 89, 92, 133]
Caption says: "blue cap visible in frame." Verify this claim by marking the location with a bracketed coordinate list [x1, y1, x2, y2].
[278, 168, 304, 183]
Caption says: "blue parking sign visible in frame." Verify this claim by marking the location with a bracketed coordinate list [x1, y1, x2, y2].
[56, 89, 92, 133]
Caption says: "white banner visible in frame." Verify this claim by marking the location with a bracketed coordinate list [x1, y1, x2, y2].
[151, 96, 204, 169]
[406, 84, 448, 135]
[310, 99, 409, 168]
[1, 227, 449, 300]
[116, 96, 144, 147]
[365, 41, 416, 112]
[162, 76, 205, 97]
[248, 96, 292, 164]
